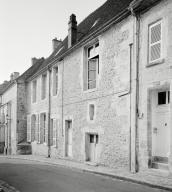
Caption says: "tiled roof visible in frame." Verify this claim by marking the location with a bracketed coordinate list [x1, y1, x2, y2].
[32, 0, 133, 75]
[19, 57, 45, 81]
[0, 58, 44, 95]
[0, 81, 11, 95]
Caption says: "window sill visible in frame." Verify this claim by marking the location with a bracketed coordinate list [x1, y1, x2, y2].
[146, 58, 165, 67]
[83, 88, 97, 94]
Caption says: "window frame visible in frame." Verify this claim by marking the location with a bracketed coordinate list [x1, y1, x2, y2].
[148, 19, 163, 65]
[41, 73, 47, 100]
[53, 67, 59, 96]
[32, 80, 37, 103]
[52, 119, 58, 147]
[84, 41, 99, 91]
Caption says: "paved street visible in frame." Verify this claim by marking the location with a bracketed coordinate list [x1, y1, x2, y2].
[0, 158, 168, 192]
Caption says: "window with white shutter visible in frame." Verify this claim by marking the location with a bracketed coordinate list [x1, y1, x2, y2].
[149, 20, 162, 63]
[27, 115, 31, 142]
[53, 119, 58, 147]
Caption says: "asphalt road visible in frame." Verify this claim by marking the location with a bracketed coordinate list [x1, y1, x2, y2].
[0, 158, 168, 192]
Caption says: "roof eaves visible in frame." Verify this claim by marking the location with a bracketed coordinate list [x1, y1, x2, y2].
[0, 81, 16, 95]
[129, 0, 163, 13]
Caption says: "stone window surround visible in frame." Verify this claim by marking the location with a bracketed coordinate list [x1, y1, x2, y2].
[52, 66, 59, 96]
[41, 72, 47, 100]
[147, 18, 164, 67]
[87, 101, 96, 123]
[83, 38, 100, 92]
[32, 80, 37, 104]
[63, 115, 73, 158]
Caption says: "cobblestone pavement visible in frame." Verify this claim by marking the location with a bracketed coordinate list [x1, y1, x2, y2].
[0, 180, 19, 192]
[0, 155, 172, 191]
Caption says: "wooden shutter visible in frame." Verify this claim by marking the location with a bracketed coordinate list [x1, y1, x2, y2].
[27, 115, 31, 142]
[88, 58, 97, 89]
[50, 119, 53, 146]
[35, 114, 39, 142]
[149, 21, 162, 63]
[45, 113, 48, 144]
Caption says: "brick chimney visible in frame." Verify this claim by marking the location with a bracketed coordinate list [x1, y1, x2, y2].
[10, 72, 19, 81]
[68, 14, 77, 48]
[52, 38, 62, 51]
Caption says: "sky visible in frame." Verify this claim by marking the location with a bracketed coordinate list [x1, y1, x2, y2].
[0, 0, 106, 84]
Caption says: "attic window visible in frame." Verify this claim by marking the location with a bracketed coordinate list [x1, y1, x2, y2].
[91, 19, 100, 29]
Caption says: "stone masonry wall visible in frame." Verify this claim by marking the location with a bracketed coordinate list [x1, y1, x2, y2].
[138, 0, 172, 170]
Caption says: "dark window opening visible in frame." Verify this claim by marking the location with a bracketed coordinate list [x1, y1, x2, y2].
[158, 92, 166, 105]
[90, 134, 94, 143]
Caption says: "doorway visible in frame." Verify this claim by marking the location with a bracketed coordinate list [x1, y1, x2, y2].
[86, 133, 99, 162]
[151, 90, 170, 163]
[65, 120, 72, 157]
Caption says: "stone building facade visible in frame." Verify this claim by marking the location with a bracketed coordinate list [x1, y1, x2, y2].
[1, 0, 172, 174]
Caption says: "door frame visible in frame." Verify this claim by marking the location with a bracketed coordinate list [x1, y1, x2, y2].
[147, 85, 171, 167]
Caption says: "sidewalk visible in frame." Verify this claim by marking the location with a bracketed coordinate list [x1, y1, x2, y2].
[1, 155, 172, 191]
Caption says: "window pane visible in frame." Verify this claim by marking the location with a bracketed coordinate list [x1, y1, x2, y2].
[168, 91, 170, 103]
[158, 92, 166, 105]
[150, 43, 161, 61]
[88, 46, 93, 58]
[88, 70, 96, 81]
[151, 23, 161, 44]
[88, 80, 96, 89]
[88, 59, 96, 70]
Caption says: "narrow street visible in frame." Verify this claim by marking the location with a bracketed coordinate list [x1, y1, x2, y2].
[0, 158, 168, 192]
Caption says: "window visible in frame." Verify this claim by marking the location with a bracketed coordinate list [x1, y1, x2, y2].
[158, 91, 170, 105]
[32, 80, 37, 103]
[41, 74, 47, 100]
[149, 20, 162, 64]
[89, 104, 95, 121]
[53, 67, 58, 96]
[40, 113, 46, 143]
[84, 42, 99, 90]
[52, 119, 57, 146]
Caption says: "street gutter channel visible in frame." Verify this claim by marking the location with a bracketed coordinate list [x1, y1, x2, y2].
[1, 156, 172, 192]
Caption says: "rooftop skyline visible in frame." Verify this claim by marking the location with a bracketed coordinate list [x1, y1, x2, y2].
[0, 0, 106, 84]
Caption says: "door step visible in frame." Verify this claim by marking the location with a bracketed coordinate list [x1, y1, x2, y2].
[152, 162, 169, 171]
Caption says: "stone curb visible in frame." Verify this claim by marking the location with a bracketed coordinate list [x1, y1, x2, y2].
[2, 156, 172, 192]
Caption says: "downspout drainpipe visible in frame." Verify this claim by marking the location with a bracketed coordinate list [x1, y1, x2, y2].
[61, 59, 64, 156]
[129, 6, 140, 172]
[135, 13, 140, 173]
[129, 43, 133, 171]
[48, 67, 52, 158]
